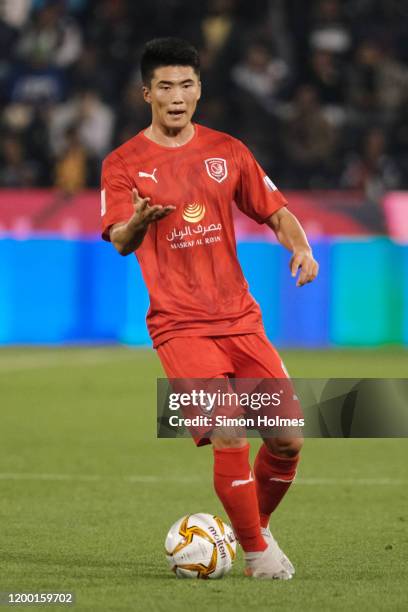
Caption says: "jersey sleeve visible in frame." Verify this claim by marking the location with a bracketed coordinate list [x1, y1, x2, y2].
[101, 154, 134, 241]
[233, 140, 287, 224]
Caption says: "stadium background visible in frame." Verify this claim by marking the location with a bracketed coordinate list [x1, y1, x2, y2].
[0, 0, 408, 347]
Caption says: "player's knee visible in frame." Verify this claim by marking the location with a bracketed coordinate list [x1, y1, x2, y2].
[211, 436, 248, 450]
[265, 436, 303, 457]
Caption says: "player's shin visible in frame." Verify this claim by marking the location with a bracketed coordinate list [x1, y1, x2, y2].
[254, 443, 300, 528]
[212, 443, 267, 553]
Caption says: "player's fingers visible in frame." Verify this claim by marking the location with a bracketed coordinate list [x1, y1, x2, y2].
[148, 205, 176, 221]
[306, 260, 319, 281]
[290, 254, 302, 277]
[152, 209, 171, 221]
[146, 206, 169, 224]
[307, 262, 318, 282]
[161, 206, 176, 216]
[132, 188, 139, 205]
[297, 259, 318, 286]
[144, 204, 162, 218]
[136, 198, 151, 216]
[152, 205, 175, 214]
[133, 188, 151, 211]
[293, 255, 309, 285]
[297, 276, 311, 287]
[296, 269, 309, 287]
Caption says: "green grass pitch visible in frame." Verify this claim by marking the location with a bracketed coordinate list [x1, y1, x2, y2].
[0, 347, 407, 611]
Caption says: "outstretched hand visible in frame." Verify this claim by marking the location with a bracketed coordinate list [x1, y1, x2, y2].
[131, 188, 176, 227]
[289, 249, 319, 287]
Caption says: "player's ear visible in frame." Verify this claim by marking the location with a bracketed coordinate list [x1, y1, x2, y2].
[197, 80, 202, 101]
[143, 86, 151, 104]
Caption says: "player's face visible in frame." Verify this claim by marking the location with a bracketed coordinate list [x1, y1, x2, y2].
[143, 66, 201, 132]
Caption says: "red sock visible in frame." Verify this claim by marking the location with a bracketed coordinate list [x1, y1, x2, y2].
[254, 444, 299, 528]
[213, 444, 267, 553]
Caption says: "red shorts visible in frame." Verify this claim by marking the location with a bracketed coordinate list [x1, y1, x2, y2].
[157, 333, 301, 445]
[157, 332, 289, 378]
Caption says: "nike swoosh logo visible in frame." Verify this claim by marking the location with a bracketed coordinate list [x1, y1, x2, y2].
[231, 472, 254, 487]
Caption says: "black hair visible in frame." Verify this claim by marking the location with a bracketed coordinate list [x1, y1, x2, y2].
[141, 37, 200, 85]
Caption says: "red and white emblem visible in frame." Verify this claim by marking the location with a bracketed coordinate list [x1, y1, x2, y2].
[204, 158, 228, 183]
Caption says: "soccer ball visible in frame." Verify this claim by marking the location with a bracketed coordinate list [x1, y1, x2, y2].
[165, 513, 237, 579]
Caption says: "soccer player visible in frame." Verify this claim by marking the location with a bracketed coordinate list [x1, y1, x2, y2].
[101, 38, 318, 579]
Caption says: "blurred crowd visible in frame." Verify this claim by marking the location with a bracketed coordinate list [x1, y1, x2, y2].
[1, 0, 408, 198]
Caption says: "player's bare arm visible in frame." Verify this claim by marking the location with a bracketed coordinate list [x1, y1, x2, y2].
[110, 188, 176, 255]
[267, 207, 319, 287]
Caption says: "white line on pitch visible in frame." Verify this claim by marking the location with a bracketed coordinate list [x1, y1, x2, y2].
[0, 473, 405, 485]
[0, 349, 139, 372]
[294, 477, 407, 485]
[0, 473, 103, 481]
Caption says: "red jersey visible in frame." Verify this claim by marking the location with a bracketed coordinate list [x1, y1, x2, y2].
[101, 124, 287, 348]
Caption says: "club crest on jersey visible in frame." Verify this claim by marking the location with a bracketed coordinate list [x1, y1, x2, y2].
[204, 158, 228, 183]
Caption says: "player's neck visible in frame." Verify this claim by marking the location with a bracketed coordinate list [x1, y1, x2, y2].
[144, 122, 195, 148]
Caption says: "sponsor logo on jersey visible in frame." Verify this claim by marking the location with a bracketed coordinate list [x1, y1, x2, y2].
[182, 202, 206, 223]
[263, 175, 277, 191]
[204, 158, 228, 183]
[138, 168, 158, 183]
[101, 188, 106, 216]
[166, 214, 223, 249]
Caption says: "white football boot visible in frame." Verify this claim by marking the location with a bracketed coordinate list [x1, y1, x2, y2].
[261, 526, 295, 577]
[244, 545, 292, 580]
